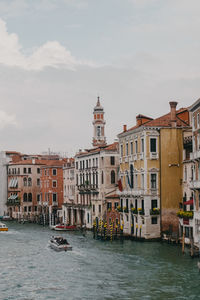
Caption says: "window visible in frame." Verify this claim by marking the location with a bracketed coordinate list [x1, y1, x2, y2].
[135, 199, 138, 210]
[151, 174, 157, 189]
[52, 180, 57, 188]
[115, 202, 118, 209]
[28, 168, 31, 174]
[52, 169, 57, 176]
[53, 193, 57, 202]
[198, 114, 200, 128]
[107, 202, 112, 209]
[97, 126, 101, 137]
[121, 144, 123, 157]
[193, 116, 196, 129]
[37, 178, 40, 186]
[150, 138, 157, 152]
[24, 168, 27, 174]
[135, 140, 138, 153]
[28, 193, 32, 202]
[28, 206, 32, 212]
[37, 194, 40, 202]
[99, 205, 101, 213]
[141, 139, 144, 153]
[93, 205, 95, 213]
[83, 161, 85, 169]
[126, 198, 129, 210]
[96, 158, 98, 167]
[151, 217, 157, 224]
[131, 142, 133, 155]
[37, 168, 40, 174]
[18, 168, 20, 175]
[23, 193, 27, 202]
[151, 199, 158, 210]
[23, 178, 27, 187]
[34, 206, 37, 212]
[24, 206, 27, 212]
[96, 172, 98, 186]
[126, 143, 129, 156]
[110, 156, 115, 165]
[142, 199, 144, 211]
[87, 213, 90, 224]
[111, 171, 115, 184]
[28, 178, 32, 186]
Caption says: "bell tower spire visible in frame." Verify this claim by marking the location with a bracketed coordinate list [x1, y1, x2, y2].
[92, 97, 106, 147]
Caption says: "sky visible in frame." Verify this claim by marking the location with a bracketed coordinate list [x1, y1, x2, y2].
[0, 0, 200, 156]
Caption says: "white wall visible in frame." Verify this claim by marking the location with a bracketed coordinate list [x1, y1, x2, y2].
[0, 152, 9, 216]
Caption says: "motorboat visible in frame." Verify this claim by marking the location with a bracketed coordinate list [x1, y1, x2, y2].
[49, 236, 72, 252]
[52, 224, 77, 231]
[0, 222, 8, 231]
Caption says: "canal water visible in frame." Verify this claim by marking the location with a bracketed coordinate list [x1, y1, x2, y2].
[0, 222, 200, 300]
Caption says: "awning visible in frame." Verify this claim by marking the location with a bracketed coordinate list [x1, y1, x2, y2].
[183, 199, 193, 205]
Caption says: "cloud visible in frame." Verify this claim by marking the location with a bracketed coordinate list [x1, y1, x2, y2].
[0, 110, 17, 129]
[0, 18, 94, 71]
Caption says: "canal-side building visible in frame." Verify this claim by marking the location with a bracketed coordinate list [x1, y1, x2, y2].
[118, 102, 190, 239]
[7, 159, 45, 221]
[188, 98, 200, 246]
[40, 159, 66, 226]
[178, 129, 194, 244]
[74, 98, 119, 229]
[62, 158, 77, 225]
[0, 152, 10, 217]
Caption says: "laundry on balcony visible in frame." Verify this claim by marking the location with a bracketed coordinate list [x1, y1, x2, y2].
[183, 199, 193, 205]
[8, 194, 18, 200]
[8, 178, 18, 188]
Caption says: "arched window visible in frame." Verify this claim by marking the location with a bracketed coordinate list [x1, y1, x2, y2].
[111, 171, 115, 184]
[28, 193, 32, 202]
[28, 178, 32, 186]
[23, 178, 27, 187]
[23, 193, 27, 202]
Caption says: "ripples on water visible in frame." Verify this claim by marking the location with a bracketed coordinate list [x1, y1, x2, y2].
[0, 222, 200, 300]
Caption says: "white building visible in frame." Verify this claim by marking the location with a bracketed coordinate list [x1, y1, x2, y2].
[74, 98, 119, 229]
[0, 152, 9, 217]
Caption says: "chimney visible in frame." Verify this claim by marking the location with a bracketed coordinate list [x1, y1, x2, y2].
[136, 115, 142, 126]
[123, 124, 127, 132]
[169, 101, 178, 127]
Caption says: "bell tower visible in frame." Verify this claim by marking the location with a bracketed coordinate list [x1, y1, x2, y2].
[92, 97, 106, 147]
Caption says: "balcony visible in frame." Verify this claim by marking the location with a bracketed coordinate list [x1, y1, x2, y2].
[6, 199, 20, 206]
[150, 152, 159, 160]
[177, 210, 193, 219]
[190, 180, 200, 190]
[190, 150, 200, 160]
[52, 201, 58, 207]
[140, 153, 144, 160]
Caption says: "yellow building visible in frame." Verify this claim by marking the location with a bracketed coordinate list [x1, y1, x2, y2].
[118, 102, 190, 239]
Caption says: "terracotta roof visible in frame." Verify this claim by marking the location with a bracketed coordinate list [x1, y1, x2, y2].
[10, 159, 46, 166]
[143, 108, 189, 128]
[119, 107, 189, 135]
[105, 194, 120, 199]
[76, 142, 118, 157]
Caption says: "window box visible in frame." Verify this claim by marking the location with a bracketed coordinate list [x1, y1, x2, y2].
[131, 207, 138, 214]
[150, 208, 160, 215]
[177, 210, 193, 219]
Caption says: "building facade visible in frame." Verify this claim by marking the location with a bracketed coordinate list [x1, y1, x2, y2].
[7, 159, 44, 221]
[118, 102, 190, 239]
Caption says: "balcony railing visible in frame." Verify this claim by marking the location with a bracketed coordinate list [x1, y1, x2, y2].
[150, 152, 159, 160]
[6, 199, 20, 206]
[190, 180, 200, 190]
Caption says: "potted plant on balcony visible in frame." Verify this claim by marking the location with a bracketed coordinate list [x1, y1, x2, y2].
[138, 208, 144, 215]
[131, 207, 138, 214]
[177, 210, 193, 219]
[150, 208, 160, 215]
